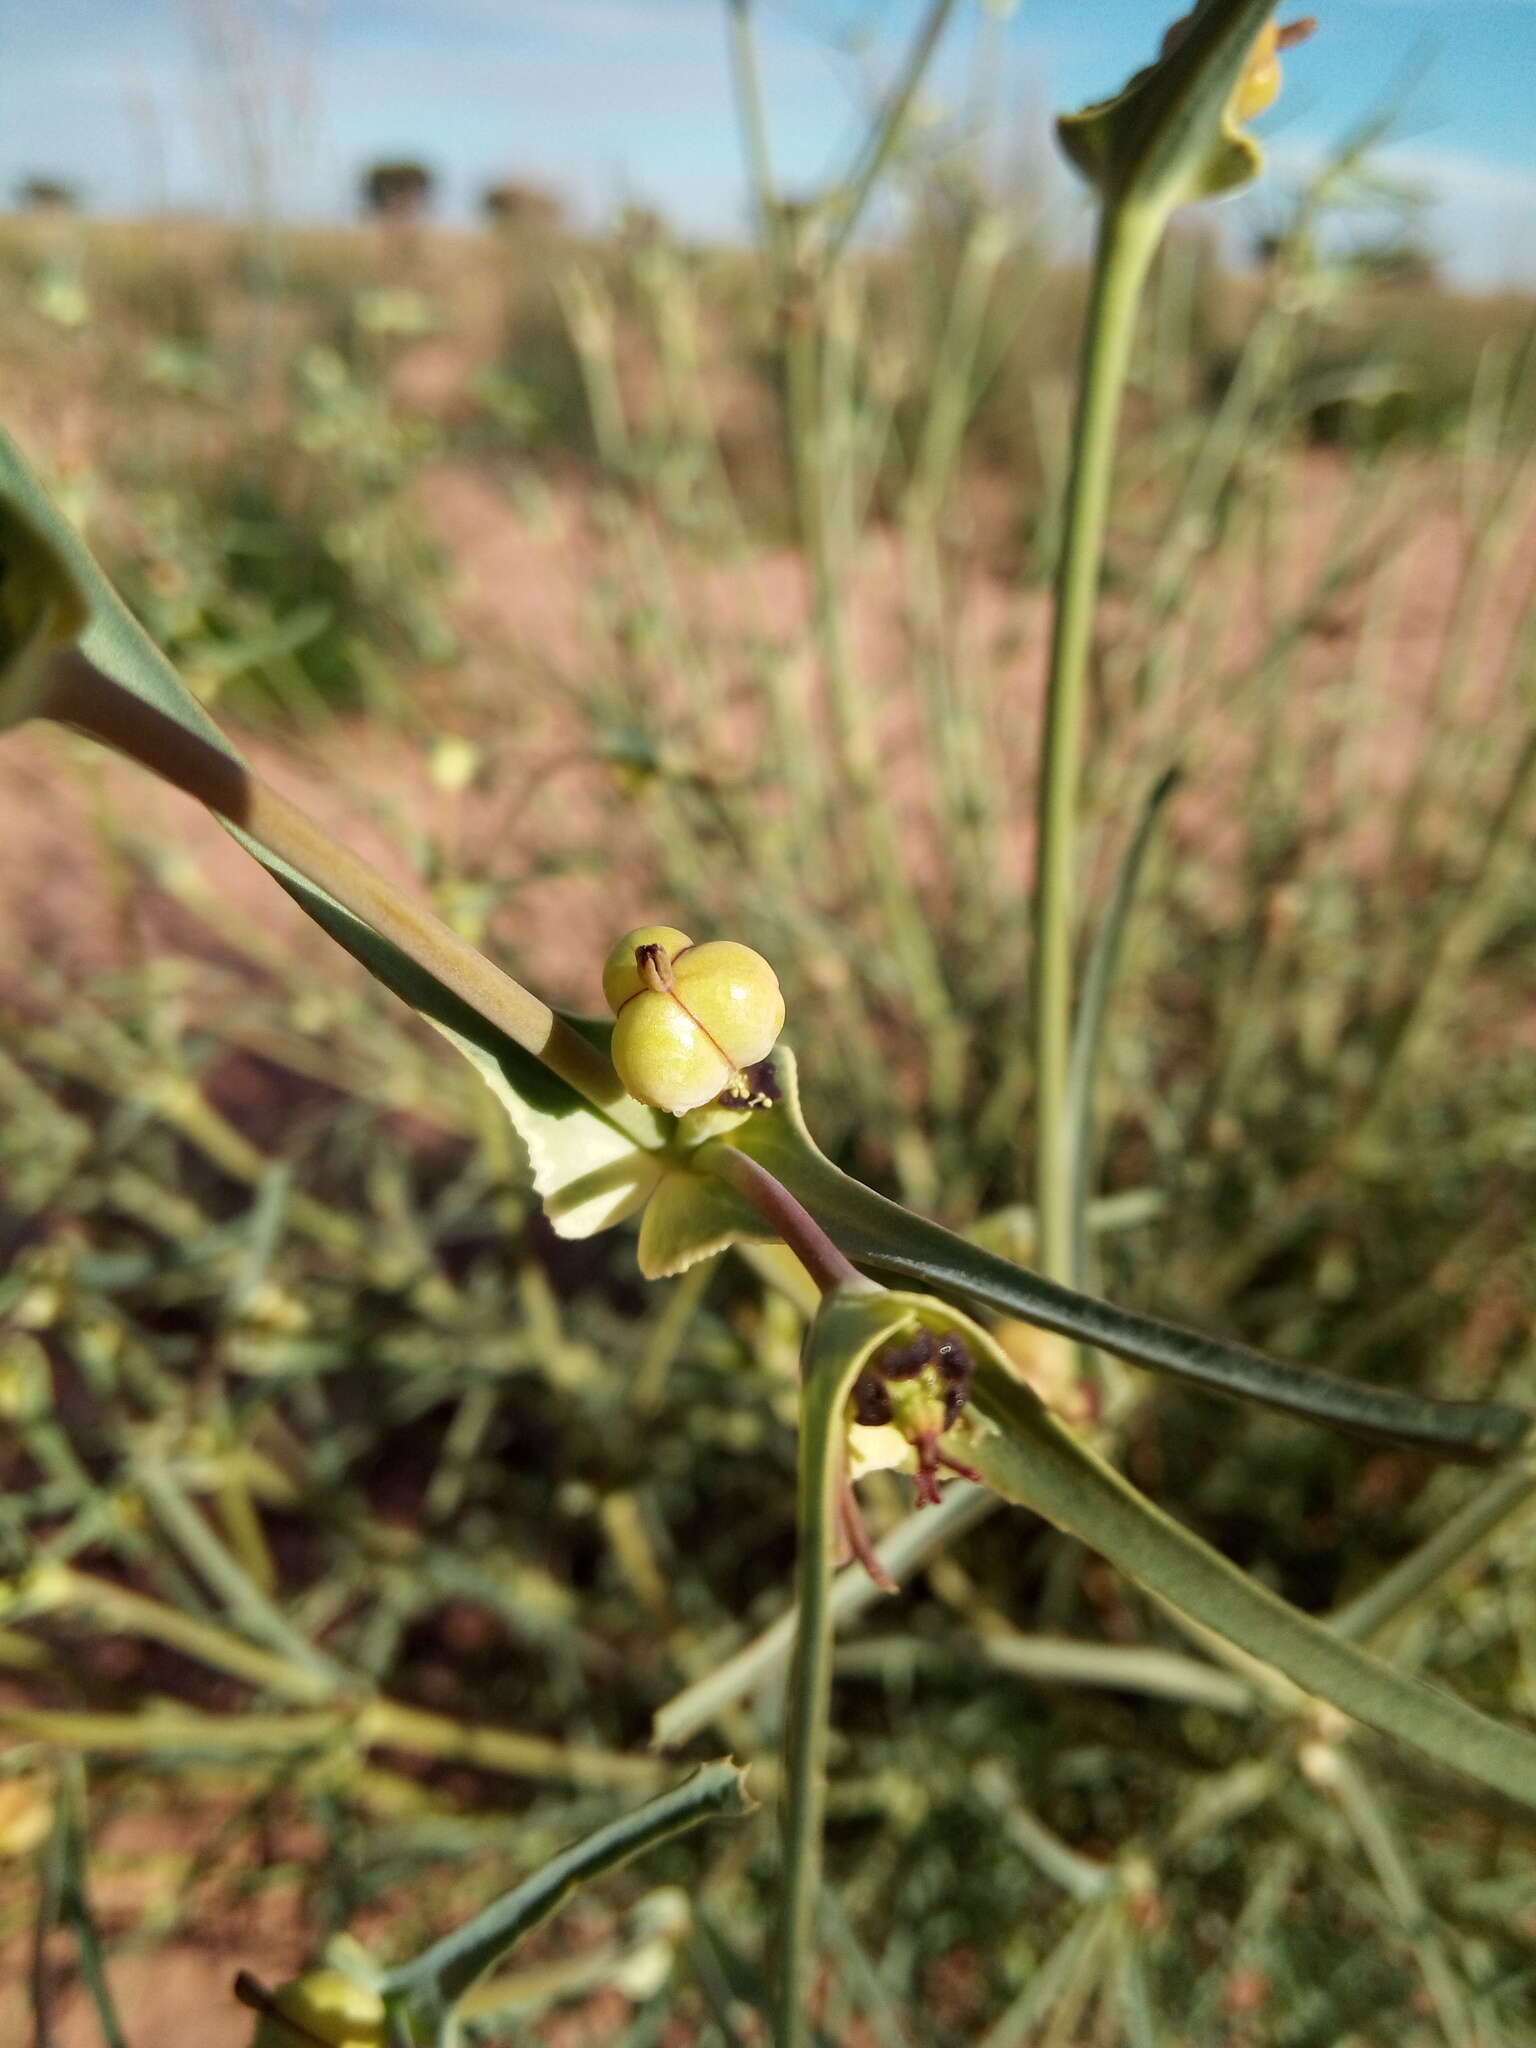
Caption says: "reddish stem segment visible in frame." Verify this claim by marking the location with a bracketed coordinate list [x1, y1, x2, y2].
[703, 1142, 865, 1298]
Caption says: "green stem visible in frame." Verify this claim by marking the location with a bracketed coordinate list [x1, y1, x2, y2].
[653, 1479, 993, 1751]
[704, 1142, 869, 1298]
[724, 0, 784, 271]
[826, 0, 960, 261]
[1032, 197, 1161, 1280]
[134, 1462, 347, 1689]
[384, 1760, 752, 2019]
[1063, 764, 1180, 1288]
[1325, 1752, 1479, 2048]
[777, 1318, 889, 2047]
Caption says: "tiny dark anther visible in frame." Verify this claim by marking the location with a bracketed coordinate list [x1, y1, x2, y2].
[876, 1330, 937, 1381]
[935, 1333, 974, 1423]
[852, 1369, 893, 1427]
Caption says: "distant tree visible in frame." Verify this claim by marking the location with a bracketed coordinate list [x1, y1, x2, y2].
[16, 178, 79, 213]
[360, 160, 435, 222]
[481, 181, 563, 232]
[1348, 238, 1440, 290]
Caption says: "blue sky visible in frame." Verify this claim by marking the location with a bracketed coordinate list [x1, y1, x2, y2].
[4, 2, 1536, 284]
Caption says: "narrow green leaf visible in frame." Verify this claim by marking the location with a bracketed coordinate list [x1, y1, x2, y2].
[383, 1759, 754, 2024]
[966, 1342, 1536, 1810]
[0, 428, 231, 750]
[722, 1050, 1530, 1459]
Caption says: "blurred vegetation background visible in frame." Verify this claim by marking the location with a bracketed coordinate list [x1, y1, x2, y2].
[3, 32, 1536, 2044]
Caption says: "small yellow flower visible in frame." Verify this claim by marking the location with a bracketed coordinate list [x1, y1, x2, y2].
[603, 926, 785, 1115]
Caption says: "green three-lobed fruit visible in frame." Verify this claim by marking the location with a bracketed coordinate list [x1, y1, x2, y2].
[602, 925, 785, 1114]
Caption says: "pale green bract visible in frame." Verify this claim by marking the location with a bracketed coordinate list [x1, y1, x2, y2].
[0, 496, 88, 726]
[1056, 0, 1278, 211]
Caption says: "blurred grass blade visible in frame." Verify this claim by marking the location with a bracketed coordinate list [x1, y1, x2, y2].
[383, 1759, 754, 2022]
[726, 1050, 1530, 1458]
[46, 1765, 129, 2048]
[653, 1479, 994, 1750]
[966, 1355, 1536, 1810]
[1065, 764, 1180, 1283]
[1325, 1752, 1480, 2048]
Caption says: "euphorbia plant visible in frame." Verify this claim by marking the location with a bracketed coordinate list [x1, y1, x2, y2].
[4, 5, 1536, 2044]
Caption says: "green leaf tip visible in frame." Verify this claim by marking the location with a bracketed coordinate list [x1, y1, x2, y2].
[970, 1360, 1536, 1815]
[381, 1757, 754, 2022]
[1057, 2, 1314, 211]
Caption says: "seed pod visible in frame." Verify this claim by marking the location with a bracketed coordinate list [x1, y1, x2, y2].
[935, 1333, 974, 1427]
[604, 926, 785, 1115]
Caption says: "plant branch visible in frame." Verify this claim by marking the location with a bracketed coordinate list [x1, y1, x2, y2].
[704, 1141, 869, 1297]
[1032, 197, 1161, 1282]
[39, 648, 647, 1139]
[384, 1760, 753, 2017]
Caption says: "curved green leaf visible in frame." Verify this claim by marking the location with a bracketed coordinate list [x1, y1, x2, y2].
[719, 1050, 1529, 1460]
[966, 1337, 1536, 1811]
[383, 1759, 754, 2027]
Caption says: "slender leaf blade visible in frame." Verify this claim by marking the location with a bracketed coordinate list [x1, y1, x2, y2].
[385, 1759, 754, 2020]
[967, 1350, 1536, 1810]
[724, 1051, 1530, 1460]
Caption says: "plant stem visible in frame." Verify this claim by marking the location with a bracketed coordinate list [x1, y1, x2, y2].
[777, 1322, 889, 2048]
[704, 1141, 868, 1297]
[1063, 764, 1180, 1288]
[40, 649, 647, 1140]
[384, 1760, 752, 2016]
[653, 1480, 992, 1750]
[724, 0, 783, 269]
[1032, 197, 1161, 1281]
[826, 0, 960, 261]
